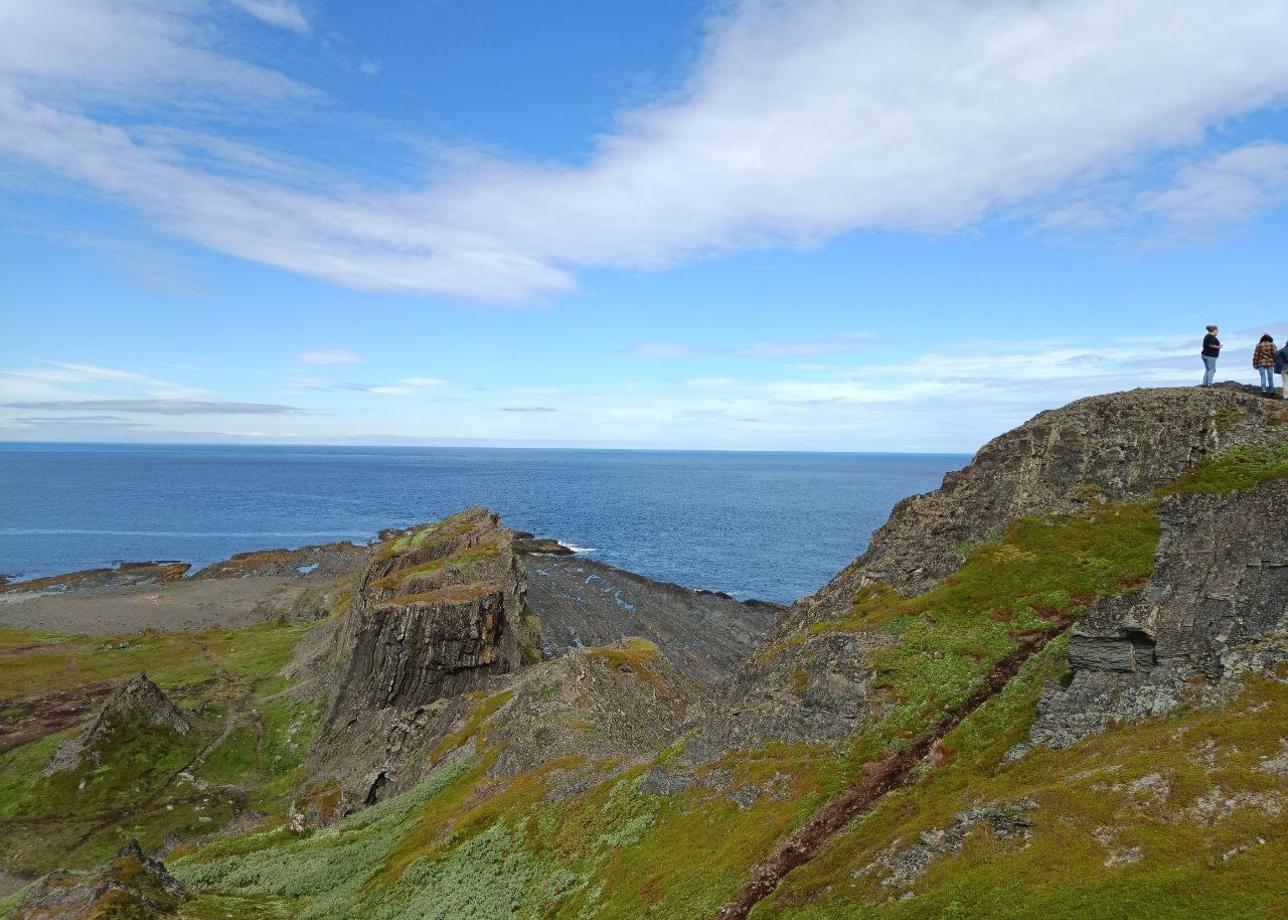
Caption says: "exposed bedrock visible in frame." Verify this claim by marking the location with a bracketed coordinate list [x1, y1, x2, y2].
[1025, 478, 1288, 752]
[15, 840, 184, 919]
[43, 674, 193, 777]
[794, 386, 1277, 626]
[308, 509, 535, 802]
[521, 553, 782, 685]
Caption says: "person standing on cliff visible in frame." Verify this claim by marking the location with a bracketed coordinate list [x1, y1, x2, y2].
[1200, 325, 1221, 388]
[1275, 340, 1288, 399]
[1253, 334, 1277, 394]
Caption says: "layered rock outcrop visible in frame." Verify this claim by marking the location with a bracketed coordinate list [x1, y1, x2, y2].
[797, 386, 1277, 622]
[308, 508, 537, 805]
[1025, 477, 1288, 751]
[523, 553, 782, 684]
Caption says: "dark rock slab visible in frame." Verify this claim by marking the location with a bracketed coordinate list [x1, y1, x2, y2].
[522, 553, 782, 685]
[1025, 477, 1288, 751]
[192, 541, 369, 579]
[1, 562, 189, 594]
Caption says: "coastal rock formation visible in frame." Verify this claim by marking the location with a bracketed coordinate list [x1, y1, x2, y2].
[15, 840, 184, 919]
[307, 508, 537, 804]
[1, 562, 189, 595]
[797, 386, 1277, 621]
[522, 553, 782, 684]
[43, 674, 192, 776]
[1025, 478, 1288, 751]
[193, 540, 369, 579]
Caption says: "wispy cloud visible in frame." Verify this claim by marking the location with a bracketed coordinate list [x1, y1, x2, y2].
[226, 0, 310, 34]
[623, 334, 877, 360]
[4, 399, 301, 415]
[500, 406, 558, 413]
[1143, 142, 1288, 239]
[296, 348, 362, 365]
[333, 377, 445, 396]
[2, 1, 1287, 302]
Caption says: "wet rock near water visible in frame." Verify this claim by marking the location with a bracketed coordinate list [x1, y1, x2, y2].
[1, 562, 190, 595]
[192, 541, 370, 579]
[522, 553, 782, 686]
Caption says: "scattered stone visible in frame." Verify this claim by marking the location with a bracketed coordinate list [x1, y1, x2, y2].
[15, 840, 184, 919]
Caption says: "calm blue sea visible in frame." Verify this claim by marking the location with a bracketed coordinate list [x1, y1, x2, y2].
[0, 444, 967, 604]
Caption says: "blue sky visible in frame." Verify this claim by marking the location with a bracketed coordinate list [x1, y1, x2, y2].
[1, 0, 1286, 452]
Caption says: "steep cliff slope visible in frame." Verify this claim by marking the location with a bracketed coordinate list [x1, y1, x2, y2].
[3, 386, 1285, 920]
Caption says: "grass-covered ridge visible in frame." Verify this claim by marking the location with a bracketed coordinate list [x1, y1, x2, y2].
[752, 654, 1288, 919]
[783, 502, 1161, 760]
[0, 619, 324, 876]
[1159, 437, 1288, 495]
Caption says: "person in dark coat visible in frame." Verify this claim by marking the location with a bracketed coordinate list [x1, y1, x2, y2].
[1253, 335, 1277, 394]
[1275, 340, 1288, 399]
[1200, 325, 1221, 388]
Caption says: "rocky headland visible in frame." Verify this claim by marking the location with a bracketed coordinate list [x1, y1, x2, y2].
[1, 384, 1284, 920]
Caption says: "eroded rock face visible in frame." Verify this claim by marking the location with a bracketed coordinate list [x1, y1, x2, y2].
[15, 840, 184, 919]
[523, 553, 782, 685]
[795, 386, 1277, 623]
[43, 674, 191, 776]
[308, 508, 537, 805]
[1026, 478, 1288, 751]
[192, 540, 369, 579]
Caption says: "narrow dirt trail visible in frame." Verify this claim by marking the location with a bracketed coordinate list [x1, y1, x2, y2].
[715, 623, 1069, 920]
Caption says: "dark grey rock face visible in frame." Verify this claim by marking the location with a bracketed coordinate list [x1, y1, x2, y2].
[192, 541, 369, 579]
[308, 508, 535, 804]
[522, 554, 782, 685]
[794, 387, 1277, 627]
[1026, 478, 1288, 751]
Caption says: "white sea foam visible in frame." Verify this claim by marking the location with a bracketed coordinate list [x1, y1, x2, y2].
[562, 544, 596, 554]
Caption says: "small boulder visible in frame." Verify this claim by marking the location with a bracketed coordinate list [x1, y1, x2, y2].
[15, 840, 184, 919]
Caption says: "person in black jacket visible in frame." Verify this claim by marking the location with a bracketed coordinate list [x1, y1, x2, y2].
[1200, 325, 1221, 388]
[1275, 341, 1288, 399]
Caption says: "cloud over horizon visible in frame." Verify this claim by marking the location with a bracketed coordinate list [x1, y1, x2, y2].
[2, 0, 1287, 302]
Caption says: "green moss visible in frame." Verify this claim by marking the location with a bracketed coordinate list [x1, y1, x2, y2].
[0, 619, 321, 874]
[1159, 439, 1288, 495]
[174, 756, 477, 919]
[428, 691, 515, 766]
[0, 890, 22, 920]
[753, 663, 1288, 920]
[822, 503, 1160, 757]
[584, 639, 668, 694]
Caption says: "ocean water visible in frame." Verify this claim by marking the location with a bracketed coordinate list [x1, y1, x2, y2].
[0, 444, 967, 604]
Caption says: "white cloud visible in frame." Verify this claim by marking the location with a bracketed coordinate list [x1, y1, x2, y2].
[0, 0, 313, 106]
[1144, 141, 1288, 237]
[226, 0, 309, 34]
[2, 0, 1288, 301]
[296, 348, 362, 365]
[401, 376, 446, 387]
